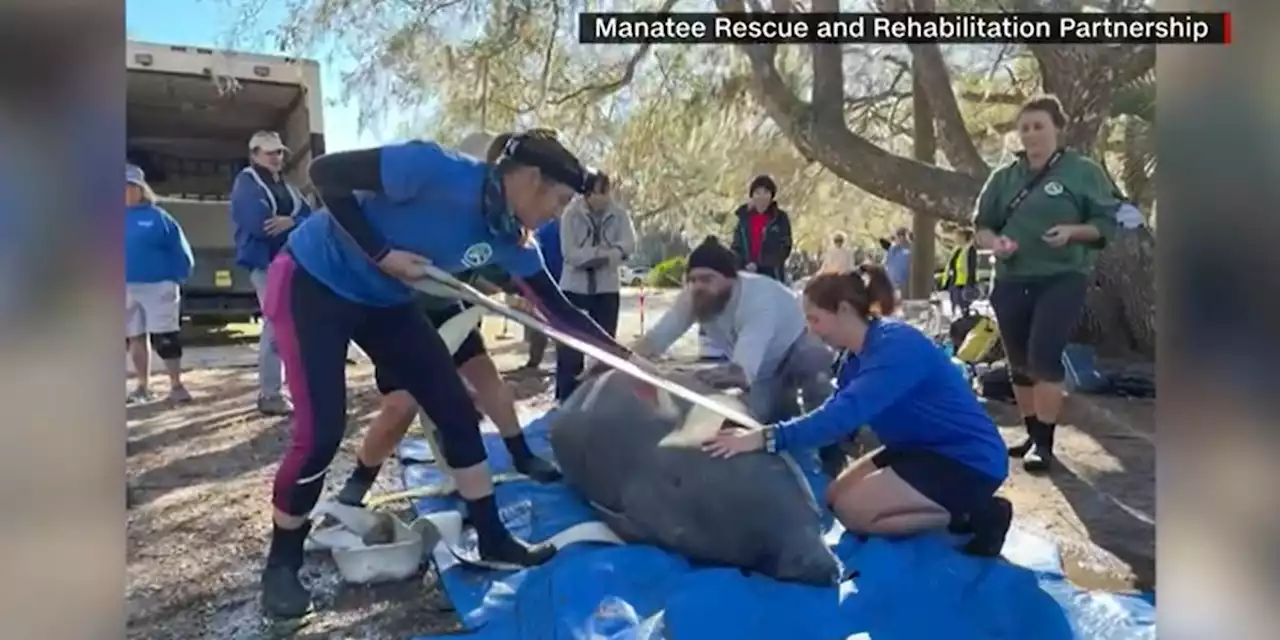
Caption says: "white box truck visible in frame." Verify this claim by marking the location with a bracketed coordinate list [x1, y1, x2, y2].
[126, 41, 325, 325]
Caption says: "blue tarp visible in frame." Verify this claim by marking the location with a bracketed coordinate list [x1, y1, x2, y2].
[400, 413, 1155, 640]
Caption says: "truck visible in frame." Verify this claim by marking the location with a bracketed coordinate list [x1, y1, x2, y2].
[125, 40, 325, 326]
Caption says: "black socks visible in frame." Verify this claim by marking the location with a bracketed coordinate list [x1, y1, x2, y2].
[336, 458, 382, 506]
[504, 435, 562, 483]
[1008, 416, 1036, 458]
[467, 493, 558, 567]
[266, 521, 312, 569]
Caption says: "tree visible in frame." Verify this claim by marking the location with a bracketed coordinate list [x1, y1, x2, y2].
[222, 0, 1156, 357]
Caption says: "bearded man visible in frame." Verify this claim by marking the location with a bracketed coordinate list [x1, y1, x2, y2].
[633, 236, 835, 426]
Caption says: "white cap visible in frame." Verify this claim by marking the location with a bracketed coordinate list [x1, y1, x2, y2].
[457, 132, 496, 160]
[249, 131, 288, 153]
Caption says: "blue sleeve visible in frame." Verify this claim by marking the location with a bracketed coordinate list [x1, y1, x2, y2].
[162, 210, 195, 283]
[513, 268, 627, 356]
[229, 173, 270, 240]
[379, 140, 457, 204]
[773, 334, 929, 452]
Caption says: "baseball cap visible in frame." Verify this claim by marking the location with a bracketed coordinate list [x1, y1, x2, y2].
[249, 131, 288, 153]
[125, 164, 147, 186]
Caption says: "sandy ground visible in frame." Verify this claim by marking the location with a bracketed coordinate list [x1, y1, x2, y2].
[125, 288, 1155, 639]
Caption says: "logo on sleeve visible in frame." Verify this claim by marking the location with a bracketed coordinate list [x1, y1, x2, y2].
[1043, 181, 1063, 196]
[461, 243, 494, 268]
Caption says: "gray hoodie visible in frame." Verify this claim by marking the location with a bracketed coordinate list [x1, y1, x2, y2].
[558, 196, 637, 295]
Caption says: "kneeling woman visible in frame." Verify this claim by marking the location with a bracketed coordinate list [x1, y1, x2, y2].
[704, 266, 1012, 556]
[260, 130, 630, 619]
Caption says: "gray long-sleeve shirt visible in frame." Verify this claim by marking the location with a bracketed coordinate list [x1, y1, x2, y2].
[638, 272, 807, 385]
[559, 197, 637, 295]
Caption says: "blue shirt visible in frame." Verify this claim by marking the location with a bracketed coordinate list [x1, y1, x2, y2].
[125, 202, 195, 284]
[883, 244, 910, 290]
[535, 218, 563, 282]
[775, 319, 1007, 481]
[286, 141, 546, 307]
[229, 166, 312, 271]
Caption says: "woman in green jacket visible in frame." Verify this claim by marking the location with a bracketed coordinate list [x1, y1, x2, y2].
[972, 95, 1120, 473]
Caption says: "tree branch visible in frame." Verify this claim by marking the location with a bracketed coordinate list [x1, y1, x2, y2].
[810, 0, 844, 124]
[547, 0, 679, 105]
[883, 0, 988, 178]
[713, 0, 982, 223]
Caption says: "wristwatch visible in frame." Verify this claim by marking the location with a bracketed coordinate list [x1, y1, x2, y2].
[763, 425, 779, 454]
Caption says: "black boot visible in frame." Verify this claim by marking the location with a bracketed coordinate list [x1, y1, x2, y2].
[261, 523, 313, 619]
[505, 435, 562, 483]
[960, 497, 1013, 558]
[336, 459, 382, 506]
[1022, 421, 1056, 473]
[1007, 416, 1036, 458]
[468, 494, 558, 568]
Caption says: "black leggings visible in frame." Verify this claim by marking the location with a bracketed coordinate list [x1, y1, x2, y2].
[989, 272, 1087, 386]
[264, 252, 484, 517]
[554, 291, 620, 400]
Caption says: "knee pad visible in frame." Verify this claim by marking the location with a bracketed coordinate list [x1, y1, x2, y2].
[1009, 368, 1036, 387]
[151, 332, 182, 360]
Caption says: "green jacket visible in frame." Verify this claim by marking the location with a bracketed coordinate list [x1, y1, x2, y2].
[972, 150, 1120, 280]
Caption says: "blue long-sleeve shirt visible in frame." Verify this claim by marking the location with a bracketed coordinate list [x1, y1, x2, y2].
[229, 165, 312, 271]
[535, 218, 563, 282]
[125, 202, 194, 284]
[883, 244, 910, 290]
[290, 140, 623, 353]
[774, 319, 1007, 481]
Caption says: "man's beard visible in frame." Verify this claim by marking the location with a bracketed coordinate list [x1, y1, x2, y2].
[690, 288, 732, 321]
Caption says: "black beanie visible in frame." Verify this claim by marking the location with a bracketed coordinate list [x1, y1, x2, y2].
[687, 236, 738, 278]
[748, 174, 777, 198]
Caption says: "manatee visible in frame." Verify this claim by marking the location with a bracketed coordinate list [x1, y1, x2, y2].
[547, 369, 841, 586]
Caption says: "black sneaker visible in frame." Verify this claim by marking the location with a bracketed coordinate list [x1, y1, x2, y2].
[336, 474, 374, 507]
[1022, 444, 1055, 473]
[1022, 425, 1056, 474]
[260, 564, 313, 619]
[475, 534, 558, 571]
[961, 497, 1013, 558]
[1007, 436, 1034, 458]
[514, 456, 563, 483]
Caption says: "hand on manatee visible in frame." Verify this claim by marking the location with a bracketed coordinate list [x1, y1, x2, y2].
[702, 424, 765, 459]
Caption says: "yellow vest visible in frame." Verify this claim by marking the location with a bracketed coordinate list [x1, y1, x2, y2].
[948, 244, 972, 287]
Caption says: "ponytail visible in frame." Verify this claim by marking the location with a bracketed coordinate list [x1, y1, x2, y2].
[802, 263, 898, 319]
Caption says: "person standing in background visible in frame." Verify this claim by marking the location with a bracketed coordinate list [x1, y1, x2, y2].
[125, 164, 195, 405]
[521, 217, 561, 370]
[882, 227, 912, 292]
[820, 232, 857, 274]
[941, 228, 980, 316]
[229, 131, 312, 416]
[557, 171, 636, 400]
[730, 174, 793, 282]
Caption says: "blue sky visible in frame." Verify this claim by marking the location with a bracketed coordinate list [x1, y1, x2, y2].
[126, 0, 381, 151]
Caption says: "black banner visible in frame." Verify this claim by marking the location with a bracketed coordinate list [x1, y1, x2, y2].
[577, 12, 1231, 45]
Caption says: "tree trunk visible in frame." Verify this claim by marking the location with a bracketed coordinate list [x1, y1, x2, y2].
[908, 61, 938, 300]
[1073, 228, 1156, 358]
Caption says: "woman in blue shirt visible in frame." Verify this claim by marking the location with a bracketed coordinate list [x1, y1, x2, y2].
[704, 266, 1013, 557]
[259, 130, 633, 619]
[124, 164, 194, 405]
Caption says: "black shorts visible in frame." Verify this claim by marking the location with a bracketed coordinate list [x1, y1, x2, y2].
[871, 448, 1002, 518]
[374, 302, 487, 395]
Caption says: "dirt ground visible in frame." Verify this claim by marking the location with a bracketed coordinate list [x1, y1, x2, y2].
[126, 306, 1155, 639]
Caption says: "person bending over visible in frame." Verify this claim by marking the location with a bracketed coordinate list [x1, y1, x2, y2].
[974, 95, 1119, 472]
[633, 236, 836, 437]
[259, 130, 634, 619]
[703, 266, 1013, 557]
[124, 164, 194, 404]
[335, 269, 561, 508]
